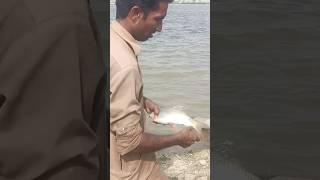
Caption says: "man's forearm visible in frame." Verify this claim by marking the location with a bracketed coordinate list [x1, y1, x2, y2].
[142, 96, 149, 109]
[132, 132, 181, 154]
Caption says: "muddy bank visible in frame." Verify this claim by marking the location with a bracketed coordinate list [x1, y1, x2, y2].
[157, 148, 210, 180]
[156, 140, 210, 180]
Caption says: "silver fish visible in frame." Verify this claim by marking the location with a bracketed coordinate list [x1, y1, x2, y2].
[151, 108, 210, 133]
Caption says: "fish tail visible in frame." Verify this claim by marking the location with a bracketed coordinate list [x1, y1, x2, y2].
[192, 122, 203, 133]
[191, 122, 211, 141]
[191, 123, 204, 139]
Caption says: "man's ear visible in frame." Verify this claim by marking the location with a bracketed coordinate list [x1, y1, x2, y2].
[127, 6, 144, 24]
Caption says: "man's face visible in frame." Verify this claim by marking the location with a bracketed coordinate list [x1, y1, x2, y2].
[134, 1, 168, 41]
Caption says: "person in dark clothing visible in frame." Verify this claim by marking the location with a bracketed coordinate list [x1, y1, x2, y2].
[0, 0, 106, 179]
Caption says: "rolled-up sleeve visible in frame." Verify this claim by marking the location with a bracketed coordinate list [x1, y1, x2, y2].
[110, 66, 144, 155]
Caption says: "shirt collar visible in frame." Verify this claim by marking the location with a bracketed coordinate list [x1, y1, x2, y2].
[111, 20, 141, 56]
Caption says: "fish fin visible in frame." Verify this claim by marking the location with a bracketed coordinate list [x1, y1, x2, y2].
[191, 122, 210, 141]
[171, 105, 185, 111]
[169, 124, 178, 132]
[191, 122, 202, 132]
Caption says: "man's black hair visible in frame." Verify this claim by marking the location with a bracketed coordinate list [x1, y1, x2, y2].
[116, 0, 173, 19]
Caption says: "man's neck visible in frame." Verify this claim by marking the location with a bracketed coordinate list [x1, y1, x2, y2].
[117, 19, 134, 38]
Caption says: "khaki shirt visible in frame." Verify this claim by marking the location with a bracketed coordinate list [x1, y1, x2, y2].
[110, 21, 167, 180]
[0, 0, 105, 179]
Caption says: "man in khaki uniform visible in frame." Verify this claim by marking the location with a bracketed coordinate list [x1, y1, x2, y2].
[110, 0, 201, 179]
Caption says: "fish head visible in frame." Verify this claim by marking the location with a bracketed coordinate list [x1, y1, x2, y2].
[154, 110, 193, 126]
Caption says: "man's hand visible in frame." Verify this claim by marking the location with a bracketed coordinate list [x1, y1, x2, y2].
[176, 127, 200, 148]
[144, 97, 160, 120]
[131, 127, 200, 154]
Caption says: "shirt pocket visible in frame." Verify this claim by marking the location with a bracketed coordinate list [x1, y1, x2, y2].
[120, 152, 142, 174]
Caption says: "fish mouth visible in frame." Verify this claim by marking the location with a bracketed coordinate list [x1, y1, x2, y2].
[152, 120, 163, 124]
[150, 31, 157, 38]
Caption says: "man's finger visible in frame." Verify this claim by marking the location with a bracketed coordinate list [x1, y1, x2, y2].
[155, 107, 160, 114]
[195, 135, 200, 141]
[190, 129, 200, 141]
[153, 114, 158, 120]
[153, 110, 160, 117]
[194, 131, 201, 140]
